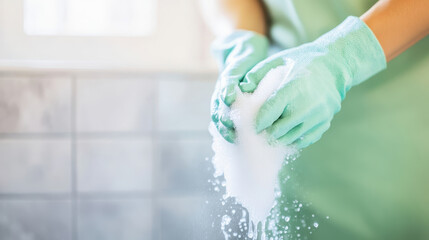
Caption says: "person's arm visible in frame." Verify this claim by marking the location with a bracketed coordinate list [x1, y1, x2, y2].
[200, 0, 267, 36]
[250, 1, 429, 149]
[201, 0, 270, 143]
[361, 0, 429, 62]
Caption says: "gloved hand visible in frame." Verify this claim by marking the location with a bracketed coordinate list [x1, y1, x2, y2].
[243, 16, 386, 149]
[211, 30, 269, 143]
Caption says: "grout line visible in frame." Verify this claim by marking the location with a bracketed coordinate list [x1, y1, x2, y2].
[77, 191, 153, 199]
[0, 191, 206, 200]
[0, 132, 150, 138]
[0, 133, 72, 138]
[151, 77, 160, 240]
[157, 131, 210, 138]
[0, 193, 72, 200]
[70, 75, 78, 240]
[76, 132, 152, 137]
[0, 130, 210, 139]
[0, 71, 218, 82]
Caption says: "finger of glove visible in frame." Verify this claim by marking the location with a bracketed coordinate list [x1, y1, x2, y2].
[211, 77, 235, 142]
[240, 57, 287, 93]
[255, 83, 296, 133]
[220, 55, 265, 106]
[210, 96, 220, 122]
[217, 99, 235, 129]
[214, 119, 236, 143]
[265, 108, 310, 140]
[219, 112, 234, 129]
[276, 119, 319, 146]
[293, 121, 331, 149]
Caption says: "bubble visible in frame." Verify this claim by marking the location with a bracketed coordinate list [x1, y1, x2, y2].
[221, 215, 231, 226]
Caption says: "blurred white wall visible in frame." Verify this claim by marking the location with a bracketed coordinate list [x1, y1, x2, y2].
[0, 0, 217, 73]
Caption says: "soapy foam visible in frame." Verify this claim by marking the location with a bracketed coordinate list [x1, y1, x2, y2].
[210, 61, 298, 227]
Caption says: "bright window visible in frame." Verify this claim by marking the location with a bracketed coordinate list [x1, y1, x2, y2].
[24, 0, 156, 36]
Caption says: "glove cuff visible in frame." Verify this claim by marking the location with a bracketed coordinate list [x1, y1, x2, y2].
[211, 30, 269, 71]
[315, 16, 387, 92]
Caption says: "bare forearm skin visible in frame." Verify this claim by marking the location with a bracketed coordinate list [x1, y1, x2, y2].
[201, 0, 267, 36]
[361, 0, 429, 62]
[203, 0, 429, 61]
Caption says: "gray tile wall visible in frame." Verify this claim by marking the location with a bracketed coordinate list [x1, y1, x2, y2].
[0, 73, 221, 240]
[0, 139, 71, 193]
[0, 76, 71, 133]
[76, 77, 156, 133]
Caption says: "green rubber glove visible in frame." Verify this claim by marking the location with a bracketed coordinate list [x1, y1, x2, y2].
[211, 30, 269, 143]
[244, 16, 386, 149]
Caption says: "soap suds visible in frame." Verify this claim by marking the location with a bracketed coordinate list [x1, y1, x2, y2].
[209, 60, 298, 228]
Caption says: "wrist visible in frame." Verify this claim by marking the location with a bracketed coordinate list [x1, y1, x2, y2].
[211, 30, 269, 69]
[315, 16, 386, 95]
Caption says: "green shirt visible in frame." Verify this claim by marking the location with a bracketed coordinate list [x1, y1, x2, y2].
[262, 1, 429, 239]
